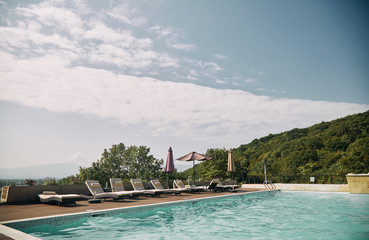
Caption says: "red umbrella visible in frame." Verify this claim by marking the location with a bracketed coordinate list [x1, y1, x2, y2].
[164, 147, 175, 188]
[177, 151, 212, 185]
[165, 147, 175, 173]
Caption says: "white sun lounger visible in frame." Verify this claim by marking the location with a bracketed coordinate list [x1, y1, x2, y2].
[85, 180, 132, 200]
[150, 179, 181, 195]
[110, 178, 145, 198]
[38, 191, 81, 206]
[173, 179, 205, 193]
[130, 179, 165, 197]
[217, 179, 239, 191]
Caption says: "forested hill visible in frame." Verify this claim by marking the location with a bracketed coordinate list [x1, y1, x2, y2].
[233, 111, 369, 178]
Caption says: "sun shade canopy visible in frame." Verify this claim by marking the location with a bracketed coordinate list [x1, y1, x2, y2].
[177, 151, 212, 162]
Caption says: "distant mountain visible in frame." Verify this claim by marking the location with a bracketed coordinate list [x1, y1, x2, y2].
[0, 163, 80, 179]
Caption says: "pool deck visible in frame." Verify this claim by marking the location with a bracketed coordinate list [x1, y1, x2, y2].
[0, 188, 262, 239]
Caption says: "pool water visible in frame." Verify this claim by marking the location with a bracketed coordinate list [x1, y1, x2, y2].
[20, 191, 369, 240]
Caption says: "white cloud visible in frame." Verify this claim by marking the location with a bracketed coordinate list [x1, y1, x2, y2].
[17, 3, 86, 38]
[69, 152, 91, 166]
[171, 43, 196, 51]
[214, 54, 227, 60]
[215, 79, 226, 84]
[106, 3, 147, 26]
[187, 69, 199, 81]
[245, 78, 257, 83]
[150, 25, 174, 37]
[1, 0, 368, 171]
[1, 53, 368, 149]
[0, 2, 182, 75]
[0, 1, 237, 88]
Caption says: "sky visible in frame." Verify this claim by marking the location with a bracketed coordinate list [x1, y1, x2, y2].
[0, 0, 368, 177]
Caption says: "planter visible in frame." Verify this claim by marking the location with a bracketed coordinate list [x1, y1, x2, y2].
[346, 173, 369, 194]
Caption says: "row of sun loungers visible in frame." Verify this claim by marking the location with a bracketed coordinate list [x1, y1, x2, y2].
[38, 179, 239, 206]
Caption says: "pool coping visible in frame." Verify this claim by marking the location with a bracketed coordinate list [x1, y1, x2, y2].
[0, 190, 276, 239]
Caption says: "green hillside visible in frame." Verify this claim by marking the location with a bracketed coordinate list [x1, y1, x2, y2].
[179, 111, 369, 184]
[232, 110, 369, 182]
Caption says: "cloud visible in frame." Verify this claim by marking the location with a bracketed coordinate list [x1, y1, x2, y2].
[171, 43, 196, 51]
[187, 69, 199, 81]
[214, 54, 227, 60]
[0, 1, 184, 76]
[215, 79, 226, 84]
[1, 53, 368, 149]
[1, 0, 368, 166]
[245, 78, 257, 83]
[69, 152, 91, 166]
[106, 3, 147, 26]
[1, 0, 243, 90]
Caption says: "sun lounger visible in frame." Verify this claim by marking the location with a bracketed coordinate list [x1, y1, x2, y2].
[85, 180, 132, 201]
[218, 179, 239, 191]
[211, 179, 238, 192]
[38, 191, 81, 206]
[110, 178, 145, 198]
[130, 179, 164, 197]
[150, 179, 181, 195]
[206, 179, 232, 192]
[172, 179, 191, 192]
[207, 179, 222, 191]
[173, 179, 205, 193]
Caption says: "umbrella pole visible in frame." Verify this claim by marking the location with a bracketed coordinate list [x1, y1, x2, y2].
[167, 173, 169, 189]
[231, 172, 235, 191]
[193, 160, 195, 186]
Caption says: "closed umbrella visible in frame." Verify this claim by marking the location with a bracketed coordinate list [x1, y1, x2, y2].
[177, 151, 212, 185]
[165, 147, 175, 173]
[228, 149, 236, 190]
[164, 147, 175, 188]
[227, 149, 236, 172]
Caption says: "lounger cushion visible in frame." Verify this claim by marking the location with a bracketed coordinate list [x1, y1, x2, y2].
[42, 191, 57, 195]
[91, 183, 100, 188]
[114, 181, 123, 186]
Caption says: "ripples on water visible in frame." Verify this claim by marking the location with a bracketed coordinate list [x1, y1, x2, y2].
[23, 191, 369, 240]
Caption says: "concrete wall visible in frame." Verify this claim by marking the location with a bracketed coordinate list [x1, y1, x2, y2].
[346, 174, 369, 194]
[0, 181, 158, 204]
[1, 185, 90, 203]
[241, 183, 349, 192]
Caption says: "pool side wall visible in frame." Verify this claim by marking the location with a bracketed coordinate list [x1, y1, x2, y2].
[241, 183, 349, 192]
[0, 224, 41, 240]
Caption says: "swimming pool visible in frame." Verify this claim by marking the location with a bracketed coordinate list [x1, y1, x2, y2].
[7, 191, 369, 239]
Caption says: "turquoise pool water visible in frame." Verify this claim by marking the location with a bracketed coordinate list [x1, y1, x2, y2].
[18, 191, 369, 239]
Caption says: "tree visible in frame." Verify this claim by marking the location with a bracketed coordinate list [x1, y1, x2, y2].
[199, 148, 228, 180]
[44, 177, 56, 185]
[78, 143, 163, 184]
[24, 179, 36, 186]
[341, 137, 369, 173]
[58, 175, 82, 185]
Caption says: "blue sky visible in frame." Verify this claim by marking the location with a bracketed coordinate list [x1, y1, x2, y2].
[0, 0, 368, 177]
